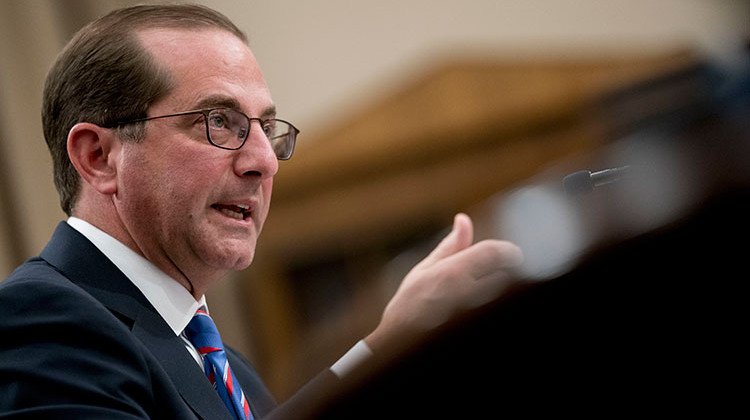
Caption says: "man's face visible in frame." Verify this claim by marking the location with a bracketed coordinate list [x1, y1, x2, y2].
[114, 28, 278, 285]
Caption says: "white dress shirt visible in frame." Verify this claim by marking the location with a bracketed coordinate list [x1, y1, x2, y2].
[66, 217, 371, 378]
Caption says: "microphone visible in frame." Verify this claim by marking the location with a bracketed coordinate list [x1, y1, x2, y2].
[563, 166, 630, 196]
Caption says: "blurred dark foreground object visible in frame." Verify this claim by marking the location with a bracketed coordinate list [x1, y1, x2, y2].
[270, 51, 749, 418]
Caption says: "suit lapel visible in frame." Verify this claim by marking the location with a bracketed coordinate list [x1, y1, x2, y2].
[40, 222, 233, 420]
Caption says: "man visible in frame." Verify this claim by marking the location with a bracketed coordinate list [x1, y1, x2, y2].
[0, 4, 522, 419]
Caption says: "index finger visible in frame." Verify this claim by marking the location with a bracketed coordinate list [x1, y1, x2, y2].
[447, 239, 523, 282]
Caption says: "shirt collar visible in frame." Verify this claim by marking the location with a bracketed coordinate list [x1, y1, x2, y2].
[67, 217, 205, 336]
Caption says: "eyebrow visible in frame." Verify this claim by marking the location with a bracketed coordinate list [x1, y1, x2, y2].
[193, 94, 277, 118]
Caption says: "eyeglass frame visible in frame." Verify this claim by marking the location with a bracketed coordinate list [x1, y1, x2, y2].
[104, 107, 300, 160]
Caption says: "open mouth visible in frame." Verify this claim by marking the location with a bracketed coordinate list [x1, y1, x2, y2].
[211, 204, 252, 220]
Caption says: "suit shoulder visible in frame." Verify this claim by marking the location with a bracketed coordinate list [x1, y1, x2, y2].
[0, 258, 162, 416]
[4, 256, 73, 290]
[1, 257, 114, 320]
[0, 257, 140, 349]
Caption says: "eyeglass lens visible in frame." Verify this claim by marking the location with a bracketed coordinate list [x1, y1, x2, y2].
[206, 109, 296, 160]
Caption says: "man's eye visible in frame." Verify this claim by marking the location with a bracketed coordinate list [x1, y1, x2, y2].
[237, 126, 248, 140]
[208, 115, 229, 129]
[262, 121, 275, 137]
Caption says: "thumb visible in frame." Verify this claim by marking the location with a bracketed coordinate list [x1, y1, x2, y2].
[421, 213, 474, 266]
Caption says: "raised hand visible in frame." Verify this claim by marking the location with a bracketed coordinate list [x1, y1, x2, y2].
[365, 213, 523, 353]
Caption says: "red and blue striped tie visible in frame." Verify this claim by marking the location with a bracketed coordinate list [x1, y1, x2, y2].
[186, 308, 253, 420]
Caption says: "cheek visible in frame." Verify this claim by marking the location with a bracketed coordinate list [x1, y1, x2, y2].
[117, 163, 171, 227]
[118, 146, 197, 218]
[147, 145, 218, 197]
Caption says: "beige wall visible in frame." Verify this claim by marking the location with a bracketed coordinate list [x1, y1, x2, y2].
[0, 0, 137, 273]
[215, 0, 749, 134]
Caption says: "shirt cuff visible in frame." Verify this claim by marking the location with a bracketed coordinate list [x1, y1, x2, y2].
[329, 339, 373, 378]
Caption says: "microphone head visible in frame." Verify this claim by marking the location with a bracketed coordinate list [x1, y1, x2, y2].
[562, 170, 593, 196]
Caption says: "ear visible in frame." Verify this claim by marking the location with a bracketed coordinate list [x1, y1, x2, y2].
[67, 123, 122, 196]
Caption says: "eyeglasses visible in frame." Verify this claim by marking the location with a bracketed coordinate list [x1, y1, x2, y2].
[107, 108, 299, 160]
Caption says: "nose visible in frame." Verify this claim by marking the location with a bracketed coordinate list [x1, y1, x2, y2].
[233, 120, 279, 179]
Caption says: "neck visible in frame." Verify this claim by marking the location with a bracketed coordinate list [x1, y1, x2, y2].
[71, 201, 218, 300]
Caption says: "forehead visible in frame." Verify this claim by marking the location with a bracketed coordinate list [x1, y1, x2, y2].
[137, 27, 272, 114]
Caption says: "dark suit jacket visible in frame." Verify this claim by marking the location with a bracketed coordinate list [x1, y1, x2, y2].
[0, 222, 278, 419]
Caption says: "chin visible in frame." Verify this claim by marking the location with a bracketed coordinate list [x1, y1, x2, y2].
[229, 255, 254, 271]
[210, 247, 255, 272]
[193, 231, 257, 272]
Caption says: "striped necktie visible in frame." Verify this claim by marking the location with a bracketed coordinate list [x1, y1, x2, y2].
[185, 308, 254, 420]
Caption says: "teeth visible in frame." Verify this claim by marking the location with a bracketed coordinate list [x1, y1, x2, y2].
[219, 207, 245, 220]
[213, 203, 251, 220]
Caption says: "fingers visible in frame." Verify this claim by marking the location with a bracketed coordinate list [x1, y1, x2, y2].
[421, 213, 474, 266]
[460, 240, 523, 281]
[461, 268, 512, 308]
[367, 213, 524, 354]
[434, 239, 523, 308]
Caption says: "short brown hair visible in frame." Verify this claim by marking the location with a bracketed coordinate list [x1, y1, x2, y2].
[42, 4, 248, 215]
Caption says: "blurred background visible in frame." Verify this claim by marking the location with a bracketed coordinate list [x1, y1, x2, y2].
[1, 0, 747, 400]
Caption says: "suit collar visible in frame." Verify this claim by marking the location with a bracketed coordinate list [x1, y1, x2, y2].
[66, 217, 204, 336]
[40, 222, 234, 420]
